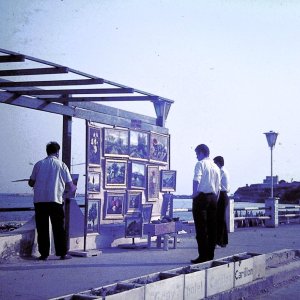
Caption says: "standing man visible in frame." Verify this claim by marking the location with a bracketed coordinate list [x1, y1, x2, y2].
[213, 156, 230, 247]
[28, 141, 76, 260]
[191, 144, 220, 263]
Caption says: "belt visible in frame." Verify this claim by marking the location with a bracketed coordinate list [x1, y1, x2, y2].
[199, 192, 214, 195]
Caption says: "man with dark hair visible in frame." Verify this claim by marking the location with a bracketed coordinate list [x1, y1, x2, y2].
[28, 141, 76, 260]
[214, 155, 230, 247]
[191, 144, 220, 263]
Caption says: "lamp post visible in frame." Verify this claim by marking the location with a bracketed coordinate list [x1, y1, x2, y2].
[264, 131, 278, 198]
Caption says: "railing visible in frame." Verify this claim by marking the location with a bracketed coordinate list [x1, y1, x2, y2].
[172, 199, 300, 229]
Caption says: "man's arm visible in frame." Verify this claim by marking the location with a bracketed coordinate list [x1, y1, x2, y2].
[193, 180, 199, 198]
[66, 181, 77, 193]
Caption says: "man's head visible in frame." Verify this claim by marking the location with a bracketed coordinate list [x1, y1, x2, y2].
[213, 156, 224, 168]
[46, 141, 60, 156]
[195, 144, 210, 161]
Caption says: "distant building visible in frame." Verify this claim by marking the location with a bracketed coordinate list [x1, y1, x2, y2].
[234, 176, 300, 203]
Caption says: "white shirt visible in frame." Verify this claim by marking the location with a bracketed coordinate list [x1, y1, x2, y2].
[30, 155, 72, 204]
[193, 157, 220, 195]
[220, 167, 230, 192]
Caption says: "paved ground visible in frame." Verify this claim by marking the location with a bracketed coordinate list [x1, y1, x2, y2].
[0, 224, 300, 299]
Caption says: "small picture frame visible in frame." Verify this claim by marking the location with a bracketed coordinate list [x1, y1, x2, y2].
[149, 132, 169, 164]
[104, 191, 125, 219]
[88, 125, 101, 166]
[103, 128, 129, 157]
[87, 171, 101, 193]
[141, 204, 153, 223]
[129, 162, 146, 189]
[125, 215, 143, 238]
[147, 165, 160, 201]
[87, 200, 100, 233]
[105, 159, 127, 188]
[126, 190, 142, 213]
[161, 193, 173, 219]
[160, 170, 177, 192]
[129, 130, 149, 160]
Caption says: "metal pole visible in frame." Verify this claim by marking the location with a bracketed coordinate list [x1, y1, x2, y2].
[271, 146, 273, 198]
[62, 114, 72, 251]
[83, 120, 89, 251]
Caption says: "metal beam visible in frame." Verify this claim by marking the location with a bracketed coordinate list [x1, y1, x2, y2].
[0, 78, 104, 87]
[14, 87, 134, 96]
[0, 91, 168, 134]
[39, 96, 159, 103]
[0, 67, 68, 76]
[0, 55, 25, 63]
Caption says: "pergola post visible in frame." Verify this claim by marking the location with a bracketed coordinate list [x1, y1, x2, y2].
[62, 112, 72, 250]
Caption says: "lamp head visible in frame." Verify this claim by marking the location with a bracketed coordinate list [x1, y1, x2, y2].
[264, 131, 278, 148]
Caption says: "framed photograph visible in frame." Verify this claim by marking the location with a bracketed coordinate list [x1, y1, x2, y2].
[129, 130, 149, 160]
[160, 170, 177, 192]
[125, 215, 143, 238]
[104, 191, 125, 219]
[105, 159, 127, 188]
[126, 190, 142, 213]
[87, 200, 100, 233]
[161, 193, 173, 219]
[141, 204, 153, 223]
[103, 128, 129, 157]
[149, 132, 169, 164]
[147, 165, 160, 201]
[129, 162, 146, 189]
[88, 125, 101, 166]
[87, 171, 101, 193]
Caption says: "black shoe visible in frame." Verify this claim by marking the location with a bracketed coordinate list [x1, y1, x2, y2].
[190, 257, 205, 264]
[38, 256, 48, 261]
[60, 254, 72, 260]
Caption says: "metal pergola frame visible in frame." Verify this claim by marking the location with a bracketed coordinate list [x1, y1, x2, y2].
[0, 48, 174, 250]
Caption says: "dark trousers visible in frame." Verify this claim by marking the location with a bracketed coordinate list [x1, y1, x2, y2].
[217, 191, 229, 247]
[192, 192, 217, 262]
[34, 202, 67, 257]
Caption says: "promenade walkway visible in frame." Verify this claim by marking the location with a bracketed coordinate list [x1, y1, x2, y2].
[0, 223, 300, 300]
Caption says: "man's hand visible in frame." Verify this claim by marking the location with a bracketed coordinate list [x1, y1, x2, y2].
[28, 179, 35, 187]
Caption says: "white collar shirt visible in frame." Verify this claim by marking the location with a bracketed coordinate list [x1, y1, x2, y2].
[193, 157, 220, 195]
[220, 167, 230, 192]
[30, 155, 72, 204]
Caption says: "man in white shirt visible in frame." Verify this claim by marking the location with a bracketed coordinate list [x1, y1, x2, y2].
[214, 156, 230, 247]
[28, 141, 76, 260]
[191, 144, 220, 264]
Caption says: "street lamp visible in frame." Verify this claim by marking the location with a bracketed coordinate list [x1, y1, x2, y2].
[264, 131, 278, 198]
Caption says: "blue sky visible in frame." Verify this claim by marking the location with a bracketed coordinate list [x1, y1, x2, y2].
[1, 0, 300, 194]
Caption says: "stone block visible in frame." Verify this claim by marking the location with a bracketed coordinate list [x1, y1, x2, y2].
[163, 265, 205, 300]
[265, 249, 297, 268]
[71, 282, 144, 300]
[205, 261, 234, 297]
[127, 271, 184, 300]
[249, 252, 266, 280]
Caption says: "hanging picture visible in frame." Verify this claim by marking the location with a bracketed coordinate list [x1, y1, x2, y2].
[149, 132, 169, 164]
[147, 165, 160, 201]
[161, 194, 173, 219]
[129, 162, 146, 189]
[103, 128, 129, 157]
[125, 215, 143, 238]
[141, 204, 153, 223]
[160, 170, 177, 192]
[104, 191, 125, 219]
[87, 171, 101, 193]
[126, 190, 142, 213]
[88, 125, 101, 166]
[129, 130, 149, 160]
[87, 200, 100, 233]
[105, 159, 127, 188]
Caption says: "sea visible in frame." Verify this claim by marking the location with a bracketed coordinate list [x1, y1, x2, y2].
[0, 193, 271, 223]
